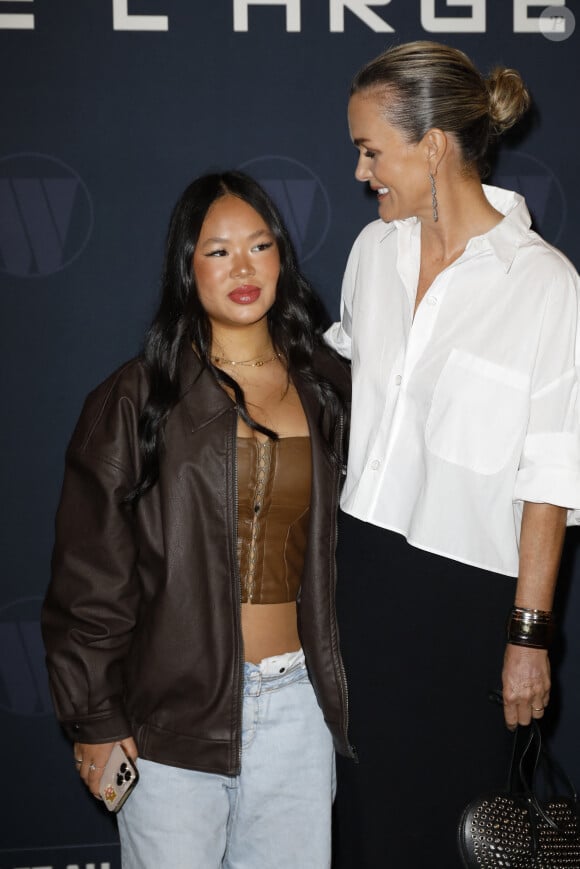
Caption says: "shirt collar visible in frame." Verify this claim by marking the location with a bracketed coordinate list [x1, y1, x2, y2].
[471, 185, 532, 272]
[380, 185, 532, 273]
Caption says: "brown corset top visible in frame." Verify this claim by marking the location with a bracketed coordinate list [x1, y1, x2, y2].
[237, 436, 312, 604]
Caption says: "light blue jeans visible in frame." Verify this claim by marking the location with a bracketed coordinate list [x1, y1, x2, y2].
[117, 650, 335, 868]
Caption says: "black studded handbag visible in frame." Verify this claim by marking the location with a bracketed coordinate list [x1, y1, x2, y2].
[458, 719, 580, 868]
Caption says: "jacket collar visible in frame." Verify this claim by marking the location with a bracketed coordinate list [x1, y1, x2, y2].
[177, 344, 332, 451]
[179, 345, 234, 433]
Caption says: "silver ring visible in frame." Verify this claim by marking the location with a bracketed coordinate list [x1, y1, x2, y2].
[75, 758, 82, 765]
[532, 705, 544, 712]
[88, 762, 97, 772]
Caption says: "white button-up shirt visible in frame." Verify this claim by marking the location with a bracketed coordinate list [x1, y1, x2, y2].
[326, 186, 580, 576]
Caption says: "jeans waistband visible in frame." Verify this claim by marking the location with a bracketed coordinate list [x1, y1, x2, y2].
[255, 648, 305, 677]
[243, 649, 306, 695]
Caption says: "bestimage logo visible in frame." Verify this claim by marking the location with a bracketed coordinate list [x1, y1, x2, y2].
[0, 597, 121, 868]
[0, 153, 94, 278]
[239, 156, 331, 263]
[0, 847, 119, 869]
[490, 150, 566, 245]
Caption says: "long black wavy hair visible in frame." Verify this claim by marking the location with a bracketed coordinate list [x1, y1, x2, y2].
[127, 170, 347, 503]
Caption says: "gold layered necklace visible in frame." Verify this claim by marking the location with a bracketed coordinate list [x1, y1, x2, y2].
[211, 351, 281, 368]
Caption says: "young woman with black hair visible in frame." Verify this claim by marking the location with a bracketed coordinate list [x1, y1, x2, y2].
[42, 171, 352, 869]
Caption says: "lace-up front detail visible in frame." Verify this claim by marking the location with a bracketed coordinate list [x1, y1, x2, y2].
[237, 437, 311, 604]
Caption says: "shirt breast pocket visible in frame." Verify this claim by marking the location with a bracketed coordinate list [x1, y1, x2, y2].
[425, 349, 530, 475]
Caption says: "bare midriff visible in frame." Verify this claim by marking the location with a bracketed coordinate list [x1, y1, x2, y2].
[241, 601, 301, 664]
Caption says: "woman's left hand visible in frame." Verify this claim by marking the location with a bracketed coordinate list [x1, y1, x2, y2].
[502, 501, 565, 730]
[502, 643, 550, 730]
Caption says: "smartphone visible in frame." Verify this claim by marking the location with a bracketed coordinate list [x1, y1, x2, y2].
[98, 743, 139, 812]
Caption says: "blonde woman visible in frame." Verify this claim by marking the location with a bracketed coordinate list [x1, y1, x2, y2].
[327, 42, 580, 867]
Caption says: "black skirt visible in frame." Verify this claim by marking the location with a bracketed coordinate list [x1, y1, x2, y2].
[333, 511, 516, 869]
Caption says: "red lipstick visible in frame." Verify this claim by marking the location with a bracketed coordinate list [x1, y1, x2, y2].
[228, 285, 261, 304]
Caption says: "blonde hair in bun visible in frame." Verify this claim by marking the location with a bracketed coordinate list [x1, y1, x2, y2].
[351, 41, 531, 176]
[486, 67, 531, 134]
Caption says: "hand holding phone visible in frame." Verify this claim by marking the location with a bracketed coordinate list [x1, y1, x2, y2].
[98, 743, 139, 812]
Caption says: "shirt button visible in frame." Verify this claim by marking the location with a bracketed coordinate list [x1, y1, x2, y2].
[427, 296, 438, 306]
[394, 375, 402, 386]
[370, 459, 381, 470]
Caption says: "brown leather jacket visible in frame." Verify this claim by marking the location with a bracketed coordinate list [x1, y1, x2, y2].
[42, 347, 352, 774]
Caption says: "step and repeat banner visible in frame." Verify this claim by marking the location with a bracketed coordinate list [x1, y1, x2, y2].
[1, 2, 579, 867]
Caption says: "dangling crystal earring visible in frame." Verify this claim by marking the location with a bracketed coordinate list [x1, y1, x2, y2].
[429, 172, 439, 223]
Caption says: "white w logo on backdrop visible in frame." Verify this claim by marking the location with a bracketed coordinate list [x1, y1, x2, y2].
[0, 597, 52, 716]
[258, 179, 317, 260]
[240, 156, 331, 262]
[491, 151, 566, 245]
[0, 153, 94, 277]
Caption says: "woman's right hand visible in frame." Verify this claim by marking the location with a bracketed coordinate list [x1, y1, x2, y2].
[74, 737, 138, 798]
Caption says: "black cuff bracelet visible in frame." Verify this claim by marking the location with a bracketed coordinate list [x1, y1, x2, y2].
[507, 607, 556, 650]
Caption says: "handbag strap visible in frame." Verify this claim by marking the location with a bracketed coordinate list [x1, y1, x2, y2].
[510, 719, 578, 838]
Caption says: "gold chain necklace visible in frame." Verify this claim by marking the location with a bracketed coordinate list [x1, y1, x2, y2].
[211, 351, 281, 368]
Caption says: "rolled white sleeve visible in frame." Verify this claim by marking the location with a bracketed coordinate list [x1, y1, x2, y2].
[513, 266, 580, 523]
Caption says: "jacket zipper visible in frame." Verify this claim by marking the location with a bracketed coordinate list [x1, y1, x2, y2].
[230, 413, 245, 775]
[332, 411, 357, 761]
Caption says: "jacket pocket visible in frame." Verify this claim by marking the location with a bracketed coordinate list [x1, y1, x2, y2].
[425, 349, 529, 475]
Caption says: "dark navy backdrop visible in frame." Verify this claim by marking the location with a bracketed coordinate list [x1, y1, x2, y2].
[1, 3, 579, 867]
